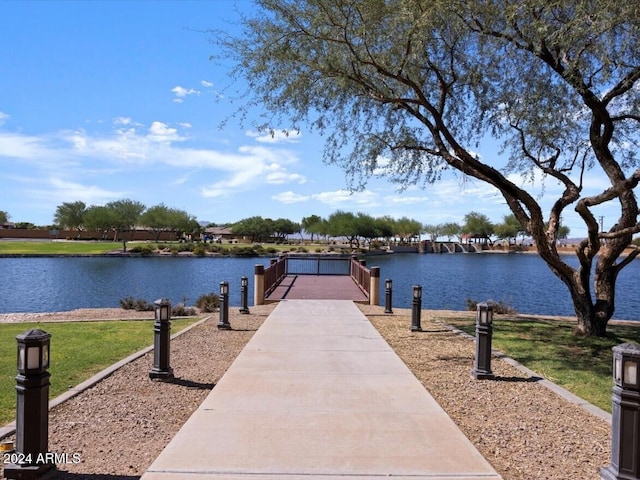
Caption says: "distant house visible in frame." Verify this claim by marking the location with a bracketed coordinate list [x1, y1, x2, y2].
[0, 222, 15, 229]
[203, 226, 236, 243]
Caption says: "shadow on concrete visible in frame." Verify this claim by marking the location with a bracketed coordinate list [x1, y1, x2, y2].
[170, 376, 215, 390]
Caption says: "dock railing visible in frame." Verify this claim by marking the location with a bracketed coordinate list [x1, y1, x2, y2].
[255, 254, 378, 305]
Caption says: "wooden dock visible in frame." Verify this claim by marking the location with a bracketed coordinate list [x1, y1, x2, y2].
[266, 274, 369, 303]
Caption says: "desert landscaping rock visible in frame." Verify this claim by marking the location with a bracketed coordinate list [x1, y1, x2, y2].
[0, 305, 612, 480]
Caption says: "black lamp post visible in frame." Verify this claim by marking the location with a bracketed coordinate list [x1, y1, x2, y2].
[4, 329, 56, 479]
[411, 285, 422, 331]
[218, 281, 231, 329]
[600, 342, 640, 480]
[149, 298, 174, 381]
[384, 278, 393, 314]
[472, 302, 494, 380]
[239, 276, 250, 314]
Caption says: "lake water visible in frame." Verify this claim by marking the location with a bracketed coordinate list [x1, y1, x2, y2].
[0, 254, 638, 320]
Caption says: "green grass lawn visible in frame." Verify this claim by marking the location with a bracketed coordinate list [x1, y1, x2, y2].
[441, 315, 640, 413]
[0, 240, 329, 256]
[0, 318, 200, 424]
[0, 241, 121, 255]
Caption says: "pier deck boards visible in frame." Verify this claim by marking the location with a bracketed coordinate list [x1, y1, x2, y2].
[266, 274, 369, 303]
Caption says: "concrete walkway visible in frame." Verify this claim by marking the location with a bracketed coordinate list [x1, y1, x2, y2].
[141, 300, 502, 480]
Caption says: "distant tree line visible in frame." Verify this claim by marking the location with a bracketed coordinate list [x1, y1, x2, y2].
[230, 210, 561, 248]
[8, 202, 568, 249]
[424, 212, 570, 246]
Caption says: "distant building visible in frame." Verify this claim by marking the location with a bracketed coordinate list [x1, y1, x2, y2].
[203, 226, 236, 243]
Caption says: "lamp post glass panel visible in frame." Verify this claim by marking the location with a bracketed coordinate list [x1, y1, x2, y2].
[411, 285, 422, 331]
[4, 329, 56, 479]
[472, 302, 494, 380]
[600, 343, 640, 480]
[218, 281, 231, 329]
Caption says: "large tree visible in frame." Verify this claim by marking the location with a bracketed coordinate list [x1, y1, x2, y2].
[140, 204, 198, 242]
[53, 201, 86, 231]
[217, 0, 640, 335]
[462, 212, 495, 244]
[495, 214, 525, 245]
[84, 199, 145, 251]
[301, 214, 323, 242]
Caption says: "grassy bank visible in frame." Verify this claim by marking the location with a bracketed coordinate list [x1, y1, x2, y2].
[440, 315, 640, 412]
[0, 240, 326, 256]
[0, 241, 122, 255]
[0, 317, 200, 425]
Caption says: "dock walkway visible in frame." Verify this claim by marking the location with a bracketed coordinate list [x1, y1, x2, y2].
[141, 300, 502, 480]
[266, 274, 369, 302]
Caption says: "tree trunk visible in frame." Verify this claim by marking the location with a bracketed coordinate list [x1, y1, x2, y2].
[568, 285, 609, 337]
[535, 240, 613, 337]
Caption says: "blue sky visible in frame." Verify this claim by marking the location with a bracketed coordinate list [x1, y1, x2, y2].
[0, 1, 617, 237]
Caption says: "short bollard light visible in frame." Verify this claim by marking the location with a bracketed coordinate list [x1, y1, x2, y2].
[410, 285, 422, 332]
[384, 278, 393, 314]
[472, 302, 494, 380]
[600, 342, 640, 480]
[4, 329, 56, 479]
[239, 276, 250, 314]
[149, 298, 174, 381]
[218, 281, 231, 330]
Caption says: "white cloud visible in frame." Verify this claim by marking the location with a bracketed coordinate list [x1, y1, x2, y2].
[15, 176, 125, 209]
[201, 80, 213, 88]
[47, 177, 124, 203]
[311, 189, 380, 208]
[0, 112, 9, 126]
[171, 85, 200, 103]
[272, 191, 309, 204]
[0, 132, 53, 159]
[0, 118, 309, 219]
[114, 116, 133, 126]
[148, 121, 184, 143]
[200, 158, 304, 199]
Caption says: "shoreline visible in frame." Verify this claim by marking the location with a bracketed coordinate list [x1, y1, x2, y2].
[2, 306, 638, 325]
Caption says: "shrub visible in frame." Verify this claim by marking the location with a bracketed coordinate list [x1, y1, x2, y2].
[195, 292, 220, 312]
[231, 246, 259, 257]
[129, 245, 154, 256]
[172, 305, 197, 317]
[192, 244, 207, 257]
[465, 298, 517, 315]
[119, 296, 136, 310]
[134, 298, 153, 311]
[119, 297, 154, 311]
